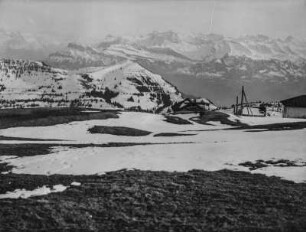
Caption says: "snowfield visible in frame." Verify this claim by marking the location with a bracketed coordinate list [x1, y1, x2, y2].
[0, 184, 67, 199]
[0, 112, 306, 183]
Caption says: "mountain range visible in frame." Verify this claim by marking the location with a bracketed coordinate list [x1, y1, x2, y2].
[44, 31, 306, 105]
[1, 30, 306, 106]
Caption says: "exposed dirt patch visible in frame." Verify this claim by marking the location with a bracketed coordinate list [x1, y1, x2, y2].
[0, 109, 119, 129]
[191, 111, 248, 127]
[154, 133, 196, 137]
[164, 115, 192, 125]
[235, 121, 306, 132]
[88, 126, 151, 136]
[0, 169, 305, 232]
[239, 159, 306, 171]
[0, 162, 14, 174]
[0, 144, 54, 157]
[0, 136, 65, 141]
[238, 161, 269, 171]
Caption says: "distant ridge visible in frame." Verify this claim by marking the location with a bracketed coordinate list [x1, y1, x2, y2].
[0, 58, 183, 111]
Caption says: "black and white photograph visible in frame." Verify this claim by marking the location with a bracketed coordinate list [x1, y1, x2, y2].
[0, 0, 306, 231]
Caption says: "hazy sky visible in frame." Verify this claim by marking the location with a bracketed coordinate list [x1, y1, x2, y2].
[0, 0, 305, 42]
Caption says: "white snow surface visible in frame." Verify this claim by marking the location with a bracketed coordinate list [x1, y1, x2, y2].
[71, 182, 81, 186]
[0, 112, 306, 183]
[0, 185, 67, 199]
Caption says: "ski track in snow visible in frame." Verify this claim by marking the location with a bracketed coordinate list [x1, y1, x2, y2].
[0, 112, 306, 183]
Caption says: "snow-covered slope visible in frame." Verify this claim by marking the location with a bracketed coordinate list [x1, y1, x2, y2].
[84, 61, 183, 111]
[0, 59, 182, 111]
[0, 58, 87, 108]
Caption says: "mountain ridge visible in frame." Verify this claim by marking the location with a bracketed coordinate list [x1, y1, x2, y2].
[2, 30, 306, 105]
[0, 58, 188, 111]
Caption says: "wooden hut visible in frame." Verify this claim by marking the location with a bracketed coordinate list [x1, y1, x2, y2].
[280, 95, 306, 118]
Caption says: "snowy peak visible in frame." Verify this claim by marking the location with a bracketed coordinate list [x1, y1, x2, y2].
[229, 35, 306, 61]
[46, 32, 306, 71]
[2, 30, 306, 63]
[47, 43, 125, 69]
[84, 61, 183, 111]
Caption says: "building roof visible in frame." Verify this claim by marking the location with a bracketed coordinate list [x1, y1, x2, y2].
[281, 95, 306, 107]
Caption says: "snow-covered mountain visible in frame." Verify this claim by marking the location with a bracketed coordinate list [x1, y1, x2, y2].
[176, 55, 306, 82]
[47, 43, 125, 69]
[82, 61, 183, 111]
[0, 59, 182, 111]
[42, 31, 306, 105]
[131, 32, 306, 62]
[45, 31, 306, 69]
[3, 31, 306, 105]
[3, 30, 306, 65]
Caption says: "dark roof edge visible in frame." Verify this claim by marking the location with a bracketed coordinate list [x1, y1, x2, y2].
[280, 95, 306, 107]
[280, 95, 306, 102]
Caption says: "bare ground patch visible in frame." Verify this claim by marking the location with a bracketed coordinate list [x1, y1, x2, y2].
[88, 126, 151, 136]
[154, 132, 197, 137]
[164, 115, 193, 125]
[239, 159, 306, 171]
[0, 108, 119, 129]
[191, 111, 248, 127]
[0, 136, 65, 141]
[238, 121, 306, 132]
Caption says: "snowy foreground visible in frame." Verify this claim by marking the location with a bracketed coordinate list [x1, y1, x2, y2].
[0, 112, 306, 190]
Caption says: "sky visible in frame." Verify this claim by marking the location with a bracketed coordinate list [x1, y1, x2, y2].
[0, 0, 305, 42]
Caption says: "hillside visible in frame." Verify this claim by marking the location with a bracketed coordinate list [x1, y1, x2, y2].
[0, 59, 183, 111]
[0, 59, 82, 108]
[83, 61, 183, 111]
